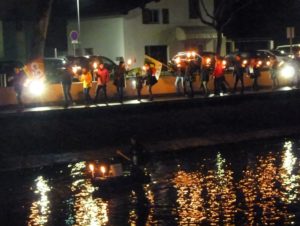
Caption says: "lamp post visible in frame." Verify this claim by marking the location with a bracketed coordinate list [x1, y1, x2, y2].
[76, 0, 81, 55]
[76, 0, 81, 38]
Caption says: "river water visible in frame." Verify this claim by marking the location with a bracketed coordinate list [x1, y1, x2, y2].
[1, 138, 300, 226]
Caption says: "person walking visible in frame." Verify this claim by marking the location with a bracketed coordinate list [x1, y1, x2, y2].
[145, 63, 157, 101]
[61, 64, 74, 107]
[184, 60, 195, 98]
[80, 67, 93, 105]
[174, 64, 185, 95]
[212, 57, 226, 96]
[201, 58, 212, 97]
[233, 55, 245, 94]
[246, 58, 260, 91]
[135, 72, 144, 101]
[94, 63, 109, 104]
[269, 56, 280, 90]
[114, 61, 126, 103]
[12, 66, 26, 107]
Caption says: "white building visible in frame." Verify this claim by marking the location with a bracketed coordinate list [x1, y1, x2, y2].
[67, 0, 228, 68]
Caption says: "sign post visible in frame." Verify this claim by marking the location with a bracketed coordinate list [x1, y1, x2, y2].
[70, 30, 79, 56]
[287, 27, 295, 55]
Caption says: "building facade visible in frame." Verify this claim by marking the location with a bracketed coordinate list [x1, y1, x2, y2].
[67, 0, 227, 67]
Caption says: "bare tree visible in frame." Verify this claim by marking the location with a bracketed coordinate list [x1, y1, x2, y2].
[30, 0, 54, 60]
[195, 0, 253, 54]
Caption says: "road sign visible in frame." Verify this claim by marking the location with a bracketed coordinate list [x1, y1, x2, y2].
[70, 30, 79, 43]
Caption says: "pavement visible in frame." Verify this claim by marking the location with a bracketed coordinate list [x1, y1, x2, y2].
[0, 85, 297, 115]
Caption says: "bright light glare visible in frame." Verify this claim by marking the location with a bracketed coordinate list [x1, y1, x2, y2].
[93, 62, 98, 69]
[127, 58, 132, 65]
[29, 79, 45, 96]
[72, 65, 81, 73]
[100, 166, 106, 175]
[89, 164, 94, 172]
[280, 65, 295, 79]
[132, 80, 136, 87]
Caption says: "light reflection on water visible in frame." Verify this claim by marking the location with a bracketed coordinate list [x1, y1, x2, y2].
[66, 161, 108, 226]
[28, 176, 51, 226]
[6, 139, 300, 225]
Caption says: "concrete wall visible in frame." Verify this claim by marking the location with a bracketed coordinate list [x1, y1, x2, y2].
[67, 17, 125, 62]
[0, 71, 293, 106]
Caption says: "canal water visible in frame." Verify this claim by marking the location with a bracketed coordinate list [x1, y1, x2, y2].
[1, 137, 300, 226]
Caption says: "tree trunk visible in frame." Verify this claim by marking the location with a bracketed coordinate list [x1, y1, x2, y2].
[30, 0, 53, 60]
[216, 30, 222, 56]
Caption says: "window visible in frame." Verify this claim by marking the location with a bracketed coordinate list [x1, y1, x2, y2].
[142, 9, 159, 24]
[189, 0, 199, 19]
[162, 9, 169, 24]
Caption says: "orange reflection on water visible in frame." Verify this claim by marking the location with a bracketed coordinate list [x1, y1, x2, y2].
[69, 162, 108, 226]
[28, 176, 51, 226]
[173, 170, 206, 225]
[173, 153, 236, 225]
[239, 145, 298, 225]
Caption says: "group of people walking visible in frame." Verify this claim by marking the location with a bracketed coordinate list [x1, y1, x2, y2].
[60, 61, 158, 107]
[10, 53, 288, 108]
[173, 54, 284, 97]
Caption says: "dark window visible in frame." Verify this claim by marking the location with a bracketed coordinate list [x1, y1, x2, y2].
[162, 9, 169, 24]
[142, 9, 159, 24]
[189, 0, 199, 19]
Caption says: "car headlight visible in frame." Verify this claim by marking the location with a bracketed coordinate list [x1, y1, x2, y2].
[28, 79, 45, 96]
[280, 64, 295, 79]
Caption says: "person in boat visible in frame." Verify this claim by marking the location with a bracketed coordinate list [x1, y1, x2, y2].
[128, 136, 148, 166]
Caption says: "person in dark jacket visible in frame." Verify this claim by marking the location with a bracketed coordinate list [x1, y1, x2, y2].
[61, 64, 74, 107]
[246, 58, 261, 91]
[184, 60, 195, 98]
[13, 66, 26, 106]
[128, 136, 148, 166]
[145, 63, 157, 101]
[269, 56, 280, 89]
[94, 63, 109, 104]
[233, 55, 245, 94]
[114, 61, 126, 103]
[135, 72, 144, 101]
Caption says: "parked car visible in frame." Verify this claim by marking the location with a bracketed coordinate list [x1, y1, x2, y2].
[169, 51, 202, 73]
[66, 55, 117, 79]
[43, 57, 68, 83]
[226, 50, 272, 70]
[276, 44, 300, 58]
[0, 60, 24, 87]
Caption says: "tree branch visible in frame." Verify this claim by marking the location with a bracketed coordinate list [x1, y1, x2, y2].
[197, 0, 215, 27]
[199, 0, 214, 20]
[220, 0, 253, 31]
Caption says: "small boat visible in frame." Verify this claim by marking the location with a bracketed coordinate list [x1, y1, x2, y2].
[87, 161, 151, 193]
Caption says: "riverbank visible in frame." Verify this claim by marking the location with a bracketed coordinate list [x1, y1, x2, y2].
[1, 89, 300, 170]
